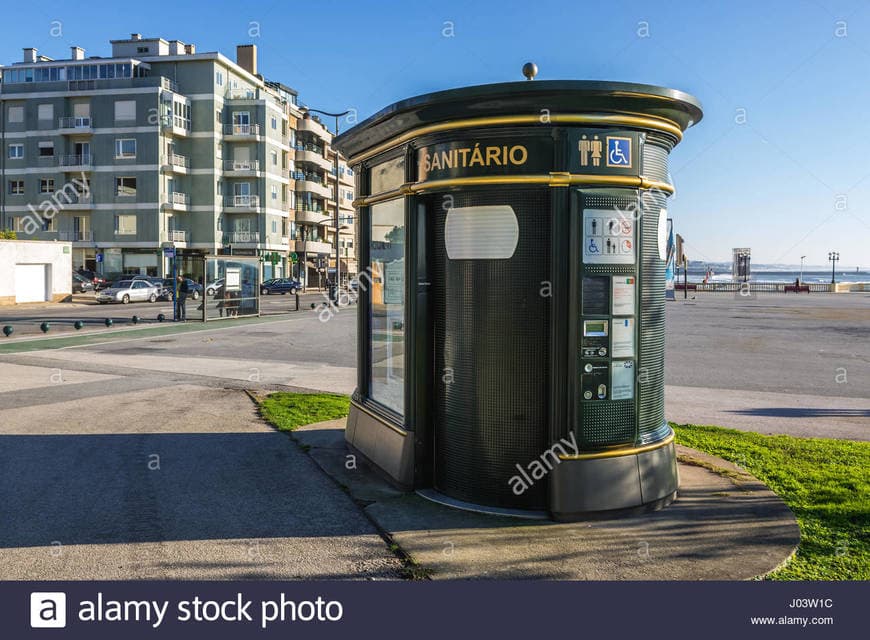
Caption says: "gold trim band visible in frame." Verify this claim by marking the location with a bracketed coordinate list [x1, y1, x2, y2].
[352, 173, 673, 207]
[558, 432, 675, 461]
[350, 400, 408, 437]
[350, 112, 683, 165]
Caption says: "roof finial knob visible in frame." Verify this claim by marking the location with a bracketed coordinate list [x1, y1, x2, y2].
[522, 62, 538, 81]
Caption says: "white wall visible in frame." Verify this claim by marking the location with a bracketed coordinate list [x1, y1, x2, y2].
[0, 240, 72, 304]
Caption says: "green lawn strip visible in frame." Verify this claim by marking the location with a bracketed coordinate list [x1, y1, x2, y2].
[259, 392, 350, 432]
[673, 423, 869, 580]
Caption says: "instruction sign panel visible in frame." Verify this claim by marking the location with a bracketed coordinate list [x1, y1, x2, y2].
[383, 260, 404, 305]
[611, 318, 635, 358]
[583, 209, 635, 265]
[611, 360, 635, 400]
[612, 276, 636, 315]
[569, 130, 640, 176]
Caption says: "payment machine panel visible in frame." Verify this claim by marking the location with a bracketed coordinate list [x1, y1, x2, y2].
[577, 203, 638, 420]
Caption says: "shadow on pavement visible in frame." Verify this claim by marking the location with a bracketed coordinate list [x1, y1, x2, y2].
[0, 431, 377, 548]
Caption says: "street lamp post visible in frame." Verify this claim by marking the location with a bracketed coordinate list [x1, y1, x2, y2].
[300, 107, 350, 305]
[799, 255, 806, 285]
[828, 251, 840, 285]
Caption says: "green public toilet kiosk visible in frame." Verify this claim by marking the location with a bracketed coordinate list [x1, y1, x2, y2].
[334, 73, 702, 519]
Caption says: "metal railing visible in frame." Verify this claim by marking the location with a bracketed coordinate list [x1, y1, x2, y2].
[224, 123, 261, 136]
[59, 230, 93, 241]
[223, 231, 260, 243]
[161, 77, 178, 92]
[224, 159, 260, 171]
[165, 192, 190, 206]
[58, 116, 92, 129]
[167, 230, 187, 242]
[225, 195, 260, 208]
[58, 154, 92, 167]
[166, 153, 189, 169]
[676, 282, 833, 293]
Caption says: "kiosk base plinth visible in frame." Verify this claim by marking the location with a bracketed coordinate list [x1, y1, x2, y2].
[550, 439, 679, 521]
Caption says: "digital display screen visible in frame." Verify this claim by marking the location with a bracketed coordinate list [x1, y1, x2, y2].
[584, 320, 608, 337]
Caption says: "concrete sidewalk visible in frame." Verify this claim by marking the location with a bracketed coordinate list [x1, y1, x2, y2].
[291, 419, 800, 580]
[0, 366, 403, 580]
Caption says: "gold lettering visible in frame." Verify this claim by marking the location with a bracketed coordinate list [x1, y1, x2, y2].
[509, 145, 528, 165]
[441, 150, 453, 169]
[469, 143, 485, 167]
[458, 148, 470, 166]
[485, 146, 501, 165]
[431, 151, 442, 170]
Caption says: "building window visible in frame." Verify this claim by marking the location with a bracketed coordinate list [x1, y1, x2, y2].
[38, 142, 54, 157]
[38, 104, 54, 121]
[173, 101, 191, 129]
[369, 197, 406, 415]
[115, 139, 137, 159]
[114, 100, 136, 121]
[271, 220, 278, 233]
[137, 46, 149, 54]
[42, 217, 56, 232]
[116, 177, 137, 197]
[216, 109, 222, 124]
[114, 214, 137, 235]
[7, 105, 24, 123]
[8, 180, 24, 195]
[271, 116, 277, 130]
[217, 180, 222, 195]
[271, 185, 278, 200]
[216, 71, 224, 86]
[39, 178, 55, 193]
[8, 144, 24, 159]
[13, 217, 29, 232]
[271, 150, 278, 166]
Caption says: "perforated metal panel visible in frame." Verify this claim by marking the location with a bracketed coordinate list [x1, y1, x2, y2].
[431, 188, 550, 510]
[579, 401, 636, 446]
[638, 183, 670, 443]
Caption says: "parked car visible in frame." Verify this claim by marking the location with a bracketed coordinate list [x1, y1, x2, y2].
[205, 278, 225, 296]
[96, 279, 161, 304]
[154, 278, 202, 300]
[261, 278, 301, 295]
[72, 272, 95, 293]
[76, 269, 110, 290]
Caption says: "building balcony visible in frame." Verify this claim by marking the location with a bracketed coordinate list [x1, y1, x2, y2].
[295, 148, 333, 172]
[224, 195, 261, 211]
[57, 154, 93, 170]
[297, 179, 332, 199]
[63, 193, 93, 210]
[223, 231, 261, 245]
[225, 88, 258, 100]
[163, 153, 189, 173]
[295, 209, 332, 225]
[164, 192, 190, 210]
[297, 117, 331, 139]
[294, 239, 333, 255]
[223, 159, 261, 175]
[58, 230, 93, 242]
[339, 170, 354, 186]
[164, 230, 188, 245]
[223, 123, 262, 140]
[160, 115, 190, 137]
[58, 116, 93, 134]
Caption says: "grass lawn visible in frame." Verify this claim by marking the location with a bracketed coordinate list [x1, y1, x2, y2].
[259, 392, 350, 431]
[673, 423, 869, 580]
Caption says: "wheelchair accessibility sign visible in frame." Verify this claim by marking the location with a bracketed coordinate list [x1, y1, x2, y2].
[606, 136, 632, 168]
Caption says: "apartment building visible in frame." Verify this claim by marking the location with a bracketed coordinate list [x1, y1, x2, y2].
[0, 34, 355, 285]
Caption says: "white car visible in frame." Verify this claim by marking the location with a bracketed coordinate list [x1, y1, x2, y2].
[96, 279, 161, 304]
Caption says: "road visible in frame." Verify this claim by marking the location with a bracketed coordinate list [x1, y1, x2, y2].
[0, 290, 333, 337]
[664, 292, 869, 440]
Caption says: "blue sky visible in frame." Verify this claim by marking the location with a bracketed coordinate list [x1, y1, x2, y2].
[2, 0, 869, 267]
